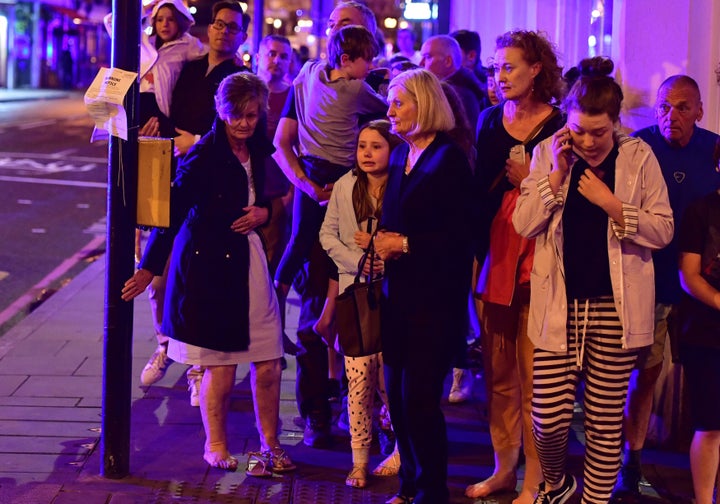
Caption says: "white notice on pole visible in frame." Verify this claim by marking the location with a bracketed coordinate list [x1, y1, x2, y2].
[84, 67, 137, 141]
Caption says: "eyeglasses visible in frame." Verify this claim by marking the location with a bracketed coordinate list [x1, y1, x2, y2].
[211, 19, 242, 35]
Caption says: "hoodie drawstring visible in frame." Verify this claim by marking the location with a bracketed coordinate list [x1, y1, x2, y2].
[574, 298, 590, 369]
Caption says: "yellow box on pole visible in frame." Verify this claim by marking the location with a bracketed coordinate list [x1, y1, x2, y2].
[137, 137, 172, 228]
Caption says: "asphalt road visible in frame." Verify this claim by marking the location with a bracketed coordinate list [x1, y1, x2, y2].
[0, 92, 109, 334]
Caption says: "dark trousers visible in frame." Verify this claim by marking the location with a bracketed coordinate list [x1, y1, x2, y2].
[384, 349, 453, 503]
[293, 242, 333, 421]
[275, 157, 349, 422]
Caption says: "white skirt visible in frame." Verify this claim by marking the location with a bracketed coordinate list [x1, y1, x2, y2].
[167, 231, 283, 365]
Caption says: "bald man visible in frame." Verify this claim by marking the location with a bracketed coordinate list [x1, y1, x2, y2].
[420, 35, 489, 136]
[612, 75, 720, 501]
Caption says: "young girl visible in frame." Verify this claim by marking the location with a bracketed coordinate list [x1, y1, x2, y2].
[319, 120, 402, 489]
[105, 0, 207, 138]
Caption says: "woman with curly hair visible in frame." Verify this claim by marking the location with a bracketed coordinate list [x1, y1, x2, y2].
[467, 30, 565, 503]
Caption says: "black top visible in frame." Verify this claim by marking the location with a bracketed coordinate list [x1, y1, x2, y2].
[170, 55, 249, 136]
[474, 104, 565, 261]
[562, 144, 618, 300]
[677, 190, 720, 348]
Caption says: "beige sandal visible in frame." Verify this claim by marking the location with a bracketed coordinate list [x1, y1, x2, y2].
[372, 450, 400, 477]
[346, 464, 368, 488]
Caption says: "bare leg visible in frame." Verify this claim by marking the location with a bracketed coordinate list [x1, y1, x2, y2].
[201, 364, 238, 469]
[690, 430, 720, 504]
[624, 363, 663, 451]
[251, 358, 282, 451]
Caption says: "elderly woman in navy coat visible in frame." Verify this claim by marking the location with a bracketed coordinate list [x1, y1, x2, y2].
[122, 72, 294, 474]
[374, 68, 475, 504]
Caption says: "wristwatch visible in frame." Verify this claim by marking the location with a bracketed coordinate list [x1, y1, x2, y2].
[401, 236, 409, 254]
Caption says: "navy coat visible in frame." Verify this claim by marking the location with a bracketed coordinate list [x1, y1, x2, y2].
[380, 132, 475, 365]
[141, 117, 274, 352]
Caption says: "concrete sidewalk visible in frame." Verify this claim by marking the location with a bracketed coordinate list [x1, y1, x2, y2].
[0, 256, 695, 503]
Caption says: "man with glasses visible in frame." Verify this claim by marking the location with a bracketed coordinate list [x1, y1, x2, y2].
[611, 75, 720, 502]
[169, 1, 250, 156]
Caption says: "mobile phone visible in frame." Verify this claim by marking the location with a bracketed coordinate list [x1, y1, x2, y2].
[509, 144, 525, 163]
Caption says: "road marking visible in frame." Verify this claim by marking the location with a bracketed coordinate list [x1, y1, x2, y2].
[0, 234, 106, 329]
[0, 175, 106, 188]
[17, 199, 32, 204]
[0, 151, 106, 163]
[31, 228, 47, 234]
[18, 119, 57, 130]
[51, 148, 79, 158]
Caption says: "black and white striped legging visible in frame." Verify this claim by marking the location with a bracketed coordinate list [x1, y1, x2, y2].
[532, 296, 638, 504]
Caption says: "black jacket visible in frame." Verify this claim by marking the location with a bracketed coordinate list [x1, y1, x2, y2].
[141, 117, 274, 352]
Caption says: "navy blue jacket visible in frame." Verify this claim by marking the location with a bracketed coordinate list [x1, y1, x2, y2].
[141, 117, 274, 352]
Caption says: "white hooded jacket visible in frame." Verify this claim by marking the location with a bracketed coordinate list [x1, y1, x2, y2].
[512, 134, 673, 352]
[104, 0, 207, 117]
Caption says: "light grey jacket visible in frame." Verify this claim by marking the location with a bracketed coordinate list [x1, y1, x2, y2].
[319, 171, 368, 292]
[513, 134, 674, 351]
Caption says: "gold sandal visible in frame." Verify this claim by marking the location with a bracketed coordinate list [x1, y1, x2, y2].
[246, 451, 272, 477]
[267, 447, 296, 473]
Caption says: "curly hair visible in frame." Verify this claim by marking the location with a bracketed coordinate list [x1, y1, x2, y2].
[495, 30, 564, 104]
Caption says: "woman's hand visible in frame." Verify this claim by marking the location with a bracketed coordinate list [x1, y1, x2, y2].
[360, 254, 384, 276]
[548, 126, 574, 193]
[354, 230, 372, 250]
[231, 206, 269, 234]
[139, 117, 160, 137]
[505, 152, 531, 188]
[374, 231, 404, 261]
[578, 169, 624, 224]
[121, 269, 154, 301]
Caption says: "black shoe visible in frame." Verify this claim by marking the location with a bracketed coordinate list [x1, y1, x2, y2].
[303, 415, 332, 449]
[610, 465, 642, 502]
[533, 474, 577, 504]
[327, 378, 341, 402]
[616, 464, 641, 493]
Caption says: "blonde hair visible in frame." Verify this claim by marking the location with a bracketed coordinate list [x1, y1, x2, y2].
[388, 68, 454, 136]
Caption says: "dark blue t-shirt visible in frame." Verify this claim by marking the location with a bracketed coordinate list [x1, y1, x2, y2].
[632, 125, 720, 304]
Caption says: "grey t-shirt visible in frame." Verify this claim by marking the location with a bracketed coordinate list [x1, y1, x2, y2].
[294, 60, 388, 167]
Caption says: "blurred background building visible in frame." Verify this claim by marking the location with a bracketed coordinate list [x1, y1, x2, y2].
[0, 0, 717, 131]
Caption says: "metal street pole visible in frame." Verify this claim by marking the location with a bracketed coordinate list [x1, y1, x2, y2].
[101, 0, 140, 479]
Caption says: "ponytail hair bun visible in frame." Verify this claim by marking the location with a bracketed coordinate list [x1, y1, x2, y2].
[578, 57, 614, 78]
[563, 57, 623, 122]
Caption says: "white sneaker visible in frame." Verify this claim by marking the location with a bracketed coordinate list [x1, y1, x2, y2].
[448, 368, 473, 403]
[187, 366, 204, 407]
[140, 344, 173, 386]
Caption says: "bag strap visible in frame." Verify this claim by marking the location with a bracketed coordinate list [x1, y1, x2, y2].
[521, 107, 560, 145]
[488, 107, 561, 194]
[354, 229, 378, 285]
